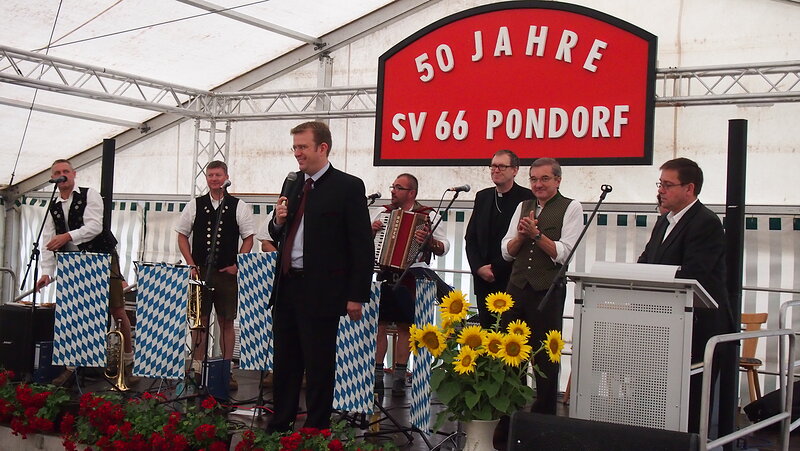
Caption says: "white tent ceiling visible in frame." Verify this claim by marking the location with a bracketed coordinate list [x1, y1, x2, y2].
[0, 0, 395, 189]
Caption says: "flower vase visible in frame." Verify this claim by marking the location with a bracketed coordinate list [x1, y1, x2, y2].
[461, 418, 500, 451]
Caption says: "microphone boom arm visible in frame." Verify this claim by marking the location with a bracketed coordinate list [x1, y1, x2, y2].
[537, 185, 611, 311]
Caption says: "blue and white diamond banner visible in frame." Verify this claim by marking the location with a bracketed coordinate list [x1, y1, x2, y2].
[237, 252, 277, 371]
[410, 279, 436, 431]
[52, 252, 109, 367]
[333, 281, 380, 414]
[134, 264, 188, 379]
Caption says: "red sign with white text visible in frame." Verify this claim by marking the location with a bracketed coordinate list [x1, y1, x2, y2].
[374, 1, 656, 166]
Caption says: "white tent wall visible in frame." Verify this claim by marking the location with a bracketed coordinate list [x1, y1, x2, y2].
[27, 0, 797, 205]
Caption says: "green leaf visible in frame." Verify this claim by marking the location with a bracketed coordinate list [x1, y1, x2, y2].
[436, 379, 461, 405]
[464, 390, 480, 409]
[490, 395, 510, 413]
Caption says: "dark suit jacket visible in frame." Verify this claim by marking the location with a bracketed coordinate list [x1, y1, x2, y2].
[638, 201, 733, 360]
[269, 165, 374, 317]
[465, 183, 532, 278]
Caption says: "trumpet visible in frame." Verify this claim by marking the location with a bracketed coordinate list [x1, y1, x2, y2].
[105, 319, 130, 391]
[188, 269, 205, 330]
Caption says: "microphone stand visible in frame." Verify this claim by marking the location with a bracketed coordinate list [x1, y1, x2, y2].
[18, 181, 60, 380]
[198, 186, 228, 399]
[537, 185, 612, 311]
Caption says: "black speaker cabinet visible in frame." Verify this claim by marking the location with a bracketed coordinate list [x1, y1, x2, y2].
[0, 304, 55, 379]
[509, 412, 700, 451]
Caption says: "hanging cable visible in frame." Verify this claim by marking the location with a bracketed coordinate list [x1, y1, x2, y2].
[7, 0, 64, 187]
[34, 0, 271, 50]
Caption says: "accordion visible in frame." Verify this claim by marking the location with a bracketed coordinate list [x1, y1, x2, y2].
[374, 209, 429, 270]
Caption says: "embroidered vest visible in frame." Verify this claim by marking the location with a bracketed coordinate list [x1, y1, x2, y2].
[49, 187, 117, 253]
[191, 193, 241, 268]
[508, 193, 572, 291]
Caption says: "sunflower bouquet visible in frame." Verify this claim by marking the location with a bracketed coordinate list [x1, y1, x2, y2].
[409, 290, 564, 427]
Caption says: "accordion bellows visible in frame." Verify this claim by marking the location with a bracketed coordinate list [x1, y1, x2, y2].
[374, 209, 428, 269]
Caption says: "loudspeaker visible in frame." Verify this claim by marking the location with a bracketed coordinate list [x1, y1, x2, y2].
[202, 358, 231, 402]
[509, 412, 700, 451]
[0, 304, 56, 379]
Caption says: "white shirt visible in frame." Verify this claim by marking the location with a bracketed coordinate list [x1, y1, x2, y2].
[663, 198, 699, 242]
[255, 218, 273, 243]
[501, 199, 584, 265]
[371, 204, 450, 267]
[271, 163, 330, 269]
[174, 194, 256, 243]
[41, 186, 105, 277]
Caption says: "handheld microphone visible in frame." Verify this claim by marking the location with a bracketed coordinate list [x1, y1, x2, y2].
[446, 184, 471, 193]
[221, 180, 232, 190]
[601, 184, 613, 193]
[366, 192, 381, 201]
[279, 172, 298, 205]
[48, 176, 67, 184]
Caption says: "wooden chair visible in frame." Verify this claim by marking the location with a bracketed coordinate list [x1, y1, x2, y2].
[740, 312, 769, 404]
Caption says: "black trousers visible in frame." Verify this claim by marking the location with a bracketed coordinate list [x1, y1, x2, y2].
[503, 282, 566, 415]
[267, 274, 340, 432]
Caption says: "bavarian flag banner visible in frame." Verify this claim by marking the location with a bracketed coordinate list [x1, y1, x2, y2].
[134, 263, 188, 379]
[52, 252, 109, 367]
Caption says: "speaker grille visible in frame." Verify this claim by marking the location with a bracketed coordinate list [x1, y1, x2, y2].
[588, 321, 670, 428]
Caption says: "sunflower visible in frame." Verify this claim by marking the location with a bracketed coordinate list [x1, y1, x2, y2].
[440, 290, 470, 321]
[457, 325, 486, 350]
[484, 331, 505, 357]
[544, 329, 565, 363]
[499, 333, 532, 367]
[453, 346, 479, 374]
[417, 324, 447, 357]
[408, 324, 421, 354]
[506, 320, 531, 339]
[440, 317, 456, 336]
[485, 292, 514, 314]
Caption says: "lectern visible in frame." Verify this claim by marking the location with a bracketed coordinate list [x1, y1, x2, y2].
[568, 262, 717, 432]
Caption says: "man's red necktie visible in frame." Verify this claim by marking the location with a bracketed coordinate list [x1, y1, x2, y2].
[281, 178, 313, 274]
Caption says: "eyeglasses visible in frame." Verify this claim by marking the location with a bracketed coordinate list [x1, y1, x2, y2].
[290, 144, 314, 152]
[489, 164, 513, 171]
[389, 184, 413, 191]
[655, 181, 688, 190]
[529, 176, 555, 184]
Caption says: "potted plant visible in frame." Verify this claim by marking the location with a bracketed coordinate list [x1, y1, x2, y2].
[409, 290, 565, 450]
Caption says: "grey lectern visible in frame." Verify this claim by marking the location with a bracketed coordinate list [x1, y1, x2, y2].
[568, 262, 717, 432]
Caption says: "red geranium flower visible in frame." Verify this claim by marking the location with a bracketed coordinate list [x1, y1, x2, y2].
[201, 396, 218, 410]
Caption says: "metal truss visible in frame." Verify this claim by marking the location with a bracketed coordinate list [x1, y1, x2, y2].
[655, 61, 800, 106]
[0, 45, 210, 117]
[192, 119, 231, 197]
[197, 85, 377, 121]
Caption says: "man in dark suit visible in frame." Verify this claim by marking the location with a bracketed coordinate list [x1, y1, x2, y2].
[638, 157, 733, 432]
[465, 149, 533, 328]
[267, 121, 374, 432]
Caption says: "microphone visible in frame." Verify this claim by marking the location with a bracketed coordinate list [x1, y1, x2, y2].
[279, 172, 298, 206]
[366, 192, 381, 201]
[48, 176, 67, 184]
[601, 184, 613, 193]
[221, 180, 232, 190]
[447, 184, 471, 193]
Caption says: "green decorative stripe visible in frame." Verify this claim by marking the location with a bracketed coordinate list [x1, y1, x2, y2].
[636, 215, 647, 227]
[179, 203, 187, 212]
[155, 202, 163, 212]
[455, 211, 465, 222]
[745, 217, 757, 230]
[795, 218, 800, 231]
[769, 217, 781, 231]
[597, 214, 607, 226]
[441, 211, 448, 221]
[617, 215, 628, 227]
[252, 205, 261, 215]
